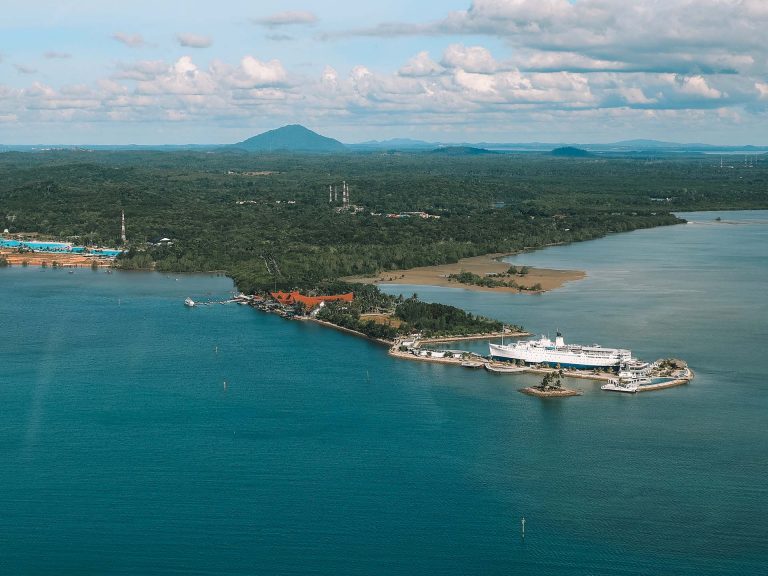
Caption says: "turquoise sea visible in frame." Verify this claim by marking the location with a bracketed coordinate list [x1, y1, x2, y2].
[1, 211, 766, 575]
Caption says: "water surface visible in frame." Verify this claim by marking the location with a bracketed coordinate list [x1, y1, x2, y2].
[1, 211, 766, 575]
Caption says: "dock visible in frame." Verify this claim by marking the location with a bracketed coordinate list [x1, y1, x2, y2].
[637, 369, 694, 392]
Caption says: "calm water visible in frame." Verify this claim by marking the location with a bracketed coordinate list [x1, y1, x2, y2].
[1, 211, 766, 575]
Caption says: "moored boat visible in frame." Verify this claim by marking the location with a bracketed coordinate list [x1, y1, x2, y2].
[489, 332, 633, 370]
[460, 361, 483, 368]
[484, 363, 527, 374]
[601, 379, 642, 393]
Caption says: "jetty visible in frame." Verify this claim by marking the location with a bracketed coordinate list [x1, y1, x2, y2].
[184, 294, 253, 307]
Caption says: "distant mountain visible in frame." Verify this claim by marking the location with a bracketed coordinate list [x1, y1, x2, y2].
[551, 146, 592, 157]
[350, 138, 436, 151]
[234, 125, 346, 152]
[610, 139, 686, 149]
[429, 146, 497, 156]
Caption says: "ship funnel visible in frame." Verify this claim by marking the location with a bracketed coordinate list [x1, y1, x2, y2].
[555, 332, 564, 347]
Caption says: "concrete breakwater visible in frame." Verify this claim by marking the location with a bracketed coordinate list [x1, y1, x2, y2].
[637, 369, 694, 392]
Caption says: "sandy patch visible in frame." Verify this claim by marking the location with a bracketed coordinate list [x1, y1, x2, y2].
[344, 253, 585, 293]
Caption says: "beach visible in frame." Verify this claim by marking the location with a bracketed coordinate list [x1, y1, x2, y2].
[343, 253, 585, 293]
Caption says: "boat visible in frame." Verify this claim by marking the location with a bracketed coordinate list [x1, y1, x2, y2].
[460, 361, 483, 368]
[601, 379, 642, 393]
[184, 297, 196, 307]
[484, 363, 527, 374]
[489, 332, 633, 370]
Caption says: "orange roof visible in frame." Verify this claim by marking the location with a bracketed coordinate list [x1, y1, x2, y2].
[270, 290, 354, 308]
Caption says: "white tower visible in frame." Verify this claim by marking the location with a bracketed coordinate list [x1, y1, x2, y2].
[120, 210, 127, 244]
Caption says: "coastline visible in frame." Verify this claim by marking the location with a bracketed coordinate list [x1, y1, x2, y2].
[342, 252, 585, 293]
[0, 249, 113, 268]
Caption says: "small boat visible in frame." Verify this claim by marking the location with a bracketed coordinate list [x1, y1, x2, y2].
[601, 379, 644, 393]
[484, 363, 527, 374]
[184, 297, 196, 307]
[461, 361, 483, 369]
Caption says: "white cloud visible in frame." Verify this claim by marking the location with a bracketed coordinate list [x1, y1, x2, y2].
[253, 11, 318, 27]
[349, 1, 768, 76]
[673, 75, 723, 100]
[176, 33, 212, 49]
[112, 32, 145, 48]
[442, 44, 496, 73]
[455, 70, 495, 93]
[115, 60, 169, 81]
[1, 45, 765, 144]
[399, 52, 443, 77]
[239, 56, 287, 87]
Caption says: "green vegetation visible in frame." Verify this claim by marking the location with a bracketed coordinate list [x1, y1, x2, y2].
[316, 303, 398, 341]
[551, 146, 592, 157]
[315, 293, 512, 340]
[394, 298, 510, 337]
[447, 270, 541, 291]
[538, 369, 565, 390]
[1, 149, 766, 297]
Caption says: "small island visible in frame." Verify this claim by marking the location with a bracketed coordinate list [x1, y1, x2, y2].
[521, 369, 582, 398]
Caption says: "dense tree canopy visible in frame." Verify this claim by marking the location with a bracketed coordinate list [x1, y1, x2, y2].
[1, 149, 764, 293]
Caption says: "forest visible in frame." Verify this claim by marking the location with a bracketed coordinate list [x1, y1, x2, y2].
[1, 149, 766, 295]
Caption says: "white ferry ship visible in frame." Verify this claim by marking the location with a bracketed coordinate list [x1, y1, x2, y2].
[489, 332, 633, 370]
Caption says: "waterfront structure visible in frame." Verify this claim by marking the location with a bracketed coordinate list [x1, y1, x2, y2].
[270, 290, 354, 309]
[489, 332, 633, 370]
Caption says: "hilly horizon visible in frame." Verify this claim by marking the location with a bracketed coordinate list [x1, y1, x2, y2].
[2, 127, 768, 154]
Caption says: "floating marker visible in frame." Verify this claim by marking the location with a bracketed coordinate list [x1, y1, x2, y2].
[521, 517, 526, 538]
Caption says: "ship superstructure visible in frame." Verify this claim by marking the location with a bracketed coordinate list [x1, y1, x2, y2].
[489, 332, 633, 370]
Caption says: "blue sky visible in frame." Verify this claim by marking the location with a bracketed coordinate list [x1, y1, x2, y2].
[1, 0, 767, 144]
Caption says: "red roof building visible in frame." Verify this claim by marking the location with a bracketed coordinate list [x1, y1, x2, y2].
[270, 290, 354, 308]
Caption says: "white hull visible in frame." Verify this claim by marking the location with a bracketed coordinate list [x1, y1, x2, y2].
[489, 333, 632, 370]
[601, 382, 639, 393]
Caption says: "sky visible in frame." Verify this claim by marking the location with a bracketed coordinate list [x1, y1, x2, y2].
[1, 0, 767, 145]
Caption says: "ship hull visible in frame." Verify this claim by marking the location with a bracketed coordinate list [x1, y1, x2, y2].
[489, 341, 629, 370]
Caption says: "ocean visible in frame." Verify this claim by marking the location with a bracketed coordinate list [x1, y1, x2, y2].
[1, 211, 766, 575]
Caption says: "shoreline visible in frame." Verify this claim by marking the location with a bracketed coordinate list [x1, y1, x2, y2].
[521, 387, 582, 398]
[0, 249, 114, 268]
[342, 252, 585, 294]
